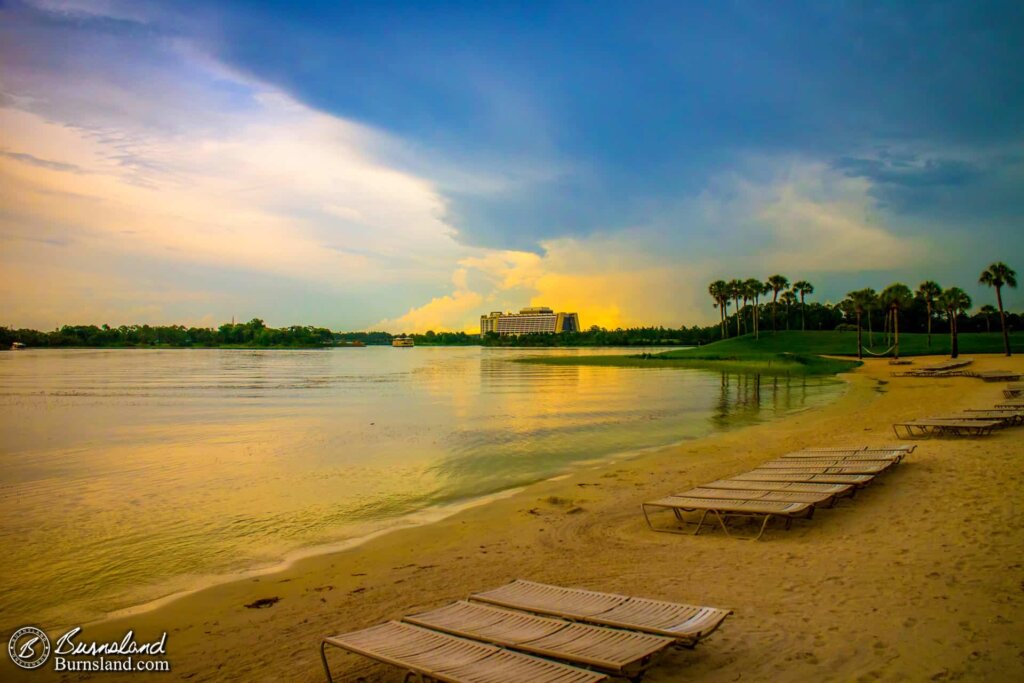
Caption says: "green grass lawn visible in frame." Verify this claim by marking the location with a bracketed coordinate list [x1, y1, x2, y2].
[519, 330, 1021, 376]
[675, 330, 1022, 357]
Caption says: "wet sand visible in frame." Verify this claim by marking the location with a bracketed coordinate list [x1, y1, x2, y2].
[9, 355, 1024, 682]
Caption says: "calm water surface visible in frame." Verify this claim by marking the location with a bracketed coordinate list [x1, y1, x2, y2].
[0, 347, 843, 629]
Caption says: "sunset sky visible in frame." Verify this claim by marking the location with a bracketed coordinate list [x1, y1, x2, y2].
[1, 0, 1022, 332]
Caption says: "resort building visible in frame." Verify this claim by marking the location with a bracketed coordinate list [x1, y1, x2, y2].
[480, 307, 581, 336]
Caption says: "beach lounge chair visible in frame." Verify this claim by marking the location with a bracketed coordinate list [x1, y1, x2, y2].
[752, 463, 891, 475]
[404, 600, 673, 679]
[995, 399, 1024, 409]
[1004, 383, 1023, 398]
[470, 579, 731, 647]
[320, 621, 606, 683]
[781, 451, 906, 464]
[641, 495, 814, 540]
[702, 479, 855, 498]
[677, 486, 841, 506]
[966, 370, 1022, 382]
[891, 358, 974, 378]
[759, 458, 896, 471]
[730, 471, 875, 486]
[892, 419, 1002, 439]
[947, 411, 1023, 426]
[794, 444, 917, 454]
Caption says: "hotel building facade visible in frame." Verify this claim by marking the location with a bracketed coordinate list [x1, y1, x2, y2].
[480, 307, 581, 336]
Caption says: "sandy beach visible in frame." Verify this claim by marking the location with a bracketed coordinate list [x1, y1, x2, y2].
[8, 354, 1023, 682]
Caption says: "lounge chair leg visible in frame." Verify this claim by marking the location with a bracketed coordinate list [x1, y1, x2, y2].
[712, 510, 735, 538]
[320, 641, 334, 683]
[752, 514, 773, 541]
[641, 504, 655, 530]
[695, 509, 712, 536]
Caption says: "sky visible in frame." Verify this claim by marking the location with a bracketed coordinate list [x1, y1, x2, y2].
[1, 0, 1022, 332]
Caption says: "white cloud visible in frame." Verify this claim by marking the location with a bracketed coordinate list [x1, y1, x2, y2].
[0, 13, 479, 328]
[376, 159, 935, 332]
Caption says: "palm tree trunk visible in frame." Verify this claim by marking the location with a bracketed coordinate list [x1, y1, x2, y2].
[771, 296, 777, 332]
[856, 311, 863, 359]
[800, 294, 806, 331]
[946, 313, 954, 360]
[996, 285, 1011, 356]
[893, 308, 900, 359]
[867, 310, 873, 347]
[926, 303, 932, 349]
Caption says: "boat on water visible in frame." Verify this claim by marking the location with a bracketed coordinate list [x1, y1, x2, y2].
[10, 342, 26, 350]
[391, 336, 414, 348]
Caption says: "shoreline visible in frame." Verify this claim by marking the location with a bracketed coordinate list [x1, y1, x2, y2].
[7, 354, 1023, 682]
[95, 486, 529, 627]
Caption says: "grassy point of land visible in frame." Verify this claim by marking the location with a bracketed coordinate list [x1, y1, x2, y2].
[518, 330, 1023, 376]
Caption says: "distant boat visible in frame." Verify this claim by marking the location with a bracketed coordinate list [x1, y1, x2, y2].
[10, 342, 26, 350]
[391, 337, 414, 348]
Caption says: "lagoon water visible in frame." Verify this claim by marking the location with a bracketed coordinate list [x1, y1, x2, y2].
[0, 347, 843, 630]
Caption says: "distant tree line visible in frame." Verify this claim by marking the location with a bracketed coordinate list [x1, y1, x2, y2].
[1, 321, 722, 349]
[1, 319, 335, 348]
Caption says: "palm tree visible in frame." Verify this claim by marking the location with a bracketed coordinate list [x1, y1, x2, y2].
[745, 278, 763, 339]
[856, 287, 878, 347]
[916, 280, 942, 349]
[766, 274, 789, 333]
[847, 289, 876, 359]
[979, 262, 1017, 356]
[708, 280, 729, 339]
[940, 287, 971, 359]
[727, 279, 744, 337]
[879, 283, 913, 359]
[979, 304, 997, 333]
[779, 290, 797, 331]
[845, 295, 864, 359]
[760, 281, 771, 336]
[792, 280, 814, 330]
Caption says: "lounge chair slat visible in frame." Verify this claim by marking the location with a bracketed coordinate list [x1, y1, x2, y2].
[731, 472, 874, 485]
[758, 460, 891, 472]
[707, 479, 853, 495]
[752, 464, 888, 474]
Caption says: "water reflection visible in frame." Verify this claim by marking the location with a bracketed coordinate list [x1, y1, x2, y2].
[711, 373, 828, 428]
